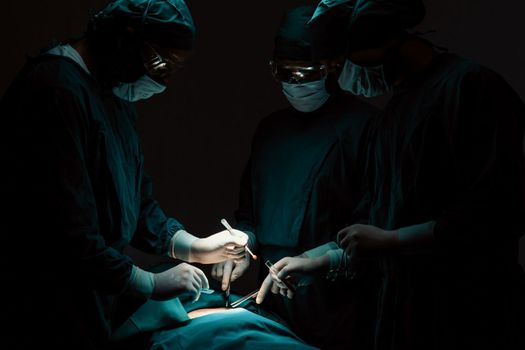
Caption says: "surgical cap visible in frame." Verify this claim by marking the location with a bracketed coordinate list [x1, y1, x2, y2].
[95, 0, 195, 49]
[309, 0, 425, 52]
[348, 0, 425, 50]
[308, 2, 354, 61]
[274, 5, 348, 62]
[309, 0, 353, 23]
[274, 5, 316, 61]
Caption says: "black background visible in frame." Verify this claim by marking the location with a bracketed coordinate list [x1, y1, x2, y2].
[1, 0, 524, 293]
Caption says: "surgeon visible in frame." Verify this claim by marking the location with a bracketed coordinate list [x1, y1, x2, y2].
[270, 0, 525, 349]
[211, 5, 378, 349]
[0, 1, 248, 349]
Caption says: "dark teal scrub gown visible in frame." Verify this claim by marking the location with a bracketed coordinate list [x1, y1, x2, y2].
[0, 53, 183, 349]
[235, 94, 379, 349]
[362, 53, 525, 350]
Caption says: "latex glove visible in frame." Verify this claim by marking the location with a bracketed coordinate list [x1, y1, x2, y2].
[337, 224, 399, 255]
[211, 254, 250, 291]
[256, 255, 329, 304]
[152, 263, 209, 302]
[171, 229, 248, 264]
[336, 224, 399, 274]
[191, 229, 248, 264]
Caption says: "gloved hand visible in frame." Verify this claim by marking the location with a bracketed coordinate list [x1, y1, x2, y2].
[337, 224, 399, 255]
[336, 224, 399, 276]
[171, 229, 248, 264]
[190, 229, 248, 264]
[152, 263, 209, 301]
[211, 254, 250, 291]
[256, 255, 329, 304]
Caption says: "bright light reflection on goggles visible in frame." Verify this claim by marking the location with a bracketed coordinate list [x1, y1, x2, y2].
[270, 60, 328, 84]
[142, 42, 184, 81]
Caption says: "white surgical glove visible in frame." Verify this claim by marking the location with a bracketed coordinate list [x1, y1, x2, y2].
[337, 222, 435, 257]
[126, 263, 209, 302]
[152, 263, 209, 301]
[170, 229, 248, 264]
[211, 254, 250, 291]
[256, 255, 329, 303]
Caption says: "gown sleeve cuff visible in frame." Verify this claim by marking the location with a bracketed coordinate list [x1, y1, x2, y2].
[242, 230, 257, 252]
[326, 248, 345, 271]
[303, 241, 339, 258]
[169, 230, 198, 261]
[325, 249, 356, 281]
[125, 266, 155, 299]
[164, 218, 185, 256]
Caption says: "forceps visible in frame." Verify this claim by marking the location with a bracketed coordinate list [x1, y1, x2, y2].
[229, 289, 259, 308]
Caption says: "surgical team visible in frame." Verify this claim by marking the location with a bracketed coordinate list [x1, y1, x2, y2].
[1, 0, 524, 349]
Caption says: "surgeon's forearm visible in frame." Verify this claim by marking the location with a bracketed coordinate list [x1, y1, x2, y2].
[302, 241, 339, 258]
[314, 253, 331, 273]
[123, 245, 174, 269]
[396, 221, 436, 254]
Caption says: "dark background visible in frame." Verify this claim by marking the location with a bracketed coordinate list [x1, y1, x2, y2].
[1, 0, 524, 293]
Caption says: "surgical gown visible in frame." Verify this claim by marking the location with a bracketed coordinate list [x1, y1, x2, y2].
[362, 53, 525, 349]
[0, 54, 183, 349]
[235, 94, 379, 349]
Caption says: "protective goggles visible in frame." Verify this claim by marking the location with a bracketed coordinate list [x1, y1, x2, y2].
[141, 42, 186, 82]
[269, 60, 328, 84]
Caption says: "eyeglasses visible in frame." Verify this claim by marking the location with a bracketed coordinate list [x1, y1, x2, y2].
[269, 60, 328, 84]
[141, 42, 186, 82]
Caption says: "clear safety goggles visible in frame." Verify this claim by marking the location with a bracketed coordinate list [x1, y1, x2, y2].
[269, 60, 328, 84]
[141, 42, 187, 82]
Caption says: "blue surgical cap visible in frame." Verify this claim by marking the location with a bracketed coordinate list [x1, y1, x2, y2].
[308, 2, 354, 61]
[309, 0, 425, 52]
[95, 0, 195, 49]
[309, 0, 353, 24]
[348, 0, 425, 50]
[274, 6, 317, 61]
[274, 4, 352, 62]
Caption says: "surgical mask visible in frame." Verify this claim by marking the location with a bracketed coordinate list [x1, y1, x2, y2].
[282, 78, 330, 113]
[112, 74, 167, 102]
[338, 59, 391, 98]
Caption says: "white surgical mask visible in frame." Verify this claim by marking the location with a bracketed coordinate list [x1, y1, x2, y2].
[282, 78, 330, 113]
[112, 75, 167, 102]
[338, 59, 391, 98]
